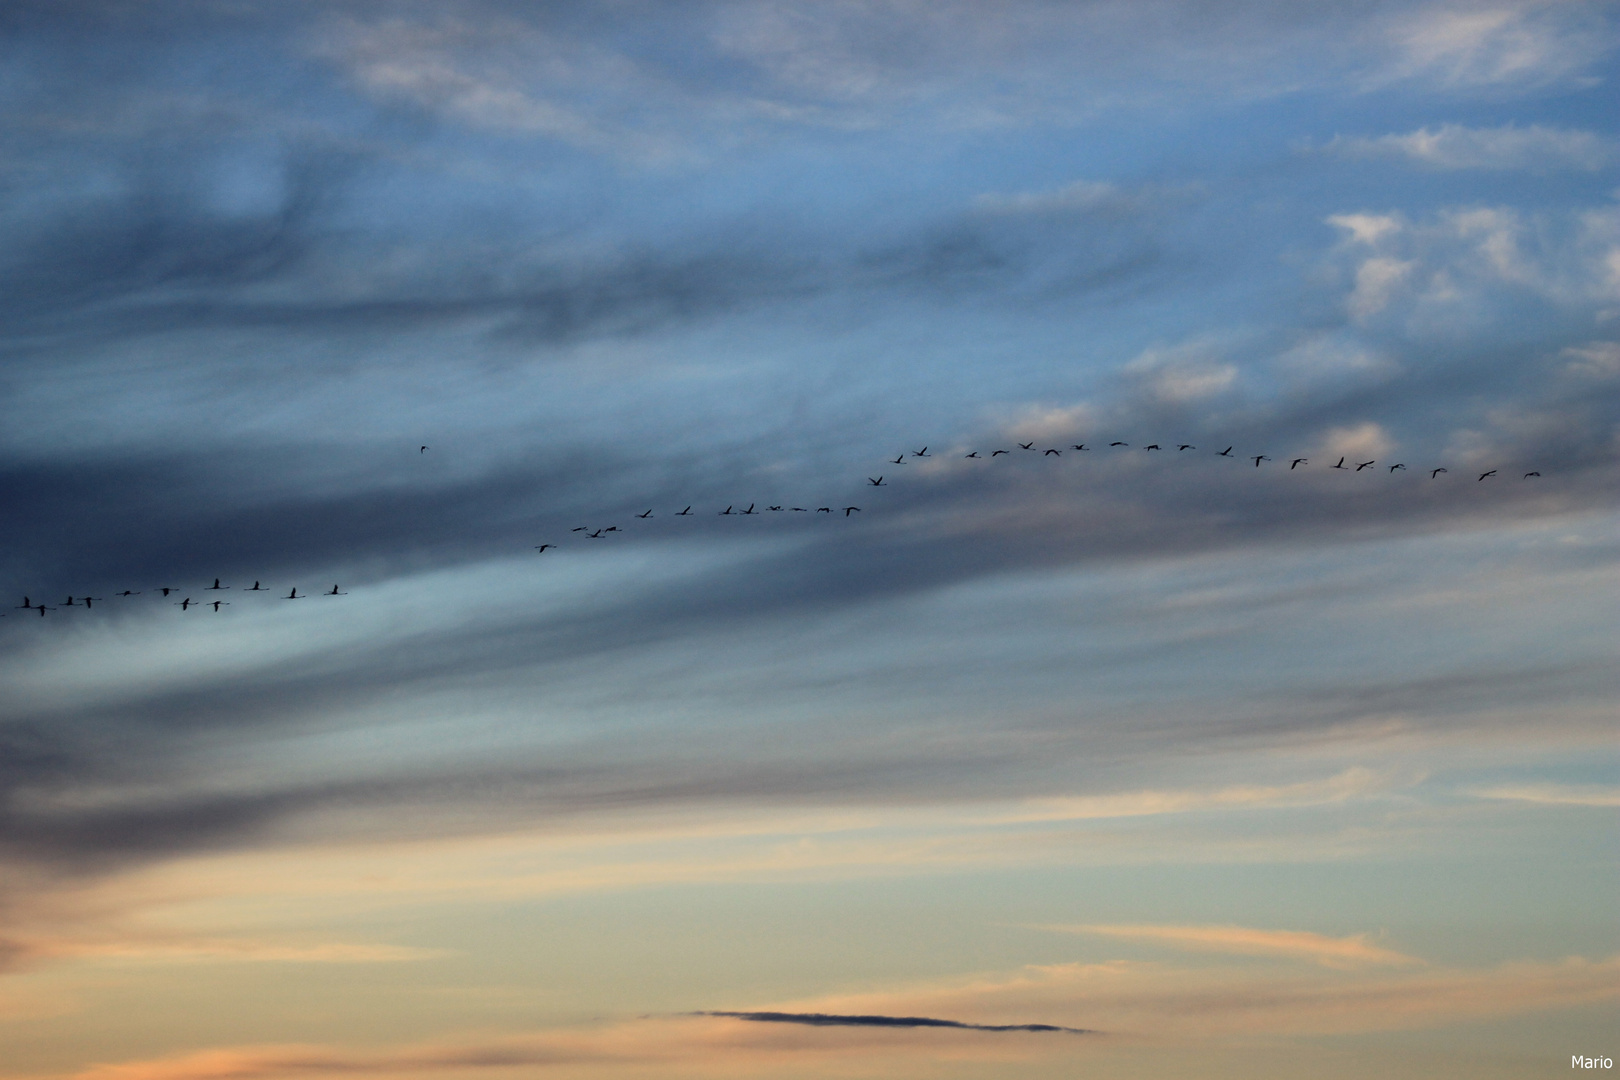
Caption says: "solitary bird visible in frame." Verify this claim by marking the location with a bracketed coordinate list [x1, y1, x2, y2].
[1290, 458, 1308, 469]
[1355, 460, 1375, 471]
[1019, 442, 1035, 450]
[720, 506, 734, 515]
[1218, 447, 1234, 457]
[420, 446, 429, 453]
[246, 581, 266, 591]
[535, 545, 555, 553]
[965, 451, 980, 458]
[116, 590, 141, 597]
[1043, 448, 1061, 456]
[1332, 457, 1348, 470]
[991, 449, 1010, 456]
[741, 504, 758, 515]
[844, 506, 861, 516]
[816, 507, 831, 513]
[1143, 444, 1160, 451]
[176, 597, 196, 610]
[1431, 468, 1447, 478]
[1524, 471, 1541, 478]
[207, 579, 228, 590]
[210, 601, 229, 611]
[869, 477, 885, 485]
[676, 506, 693, 516]
[637, 509, 653, 518]
[912, 447, 929, 457]
[1478, 470, 1496, 481]
[284, 588, 302, 599]
[325, 585, 347, 596]
[1389, 464, 1406, 473]
[1110, 441, 1128, 447]
[1252, 455, 1269, 467]
[1072, 444, 1090, 451]
[890, 455, 906, 465]
[1178, 444, 1195, 451]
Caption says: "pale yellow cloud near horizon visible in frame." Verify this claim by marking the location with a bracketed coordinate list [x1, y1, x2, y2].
[1027, 922, 1421, 968]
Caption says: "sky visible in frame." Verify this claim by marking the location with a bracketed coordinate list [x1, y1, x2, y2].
[0, 2, 1617, 1077]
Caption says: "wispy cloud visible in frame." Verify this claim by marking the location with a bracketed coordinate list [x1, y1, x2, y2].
[1467, 783, 1620, 807]
[1034, 923, 1422, 968]
[695, 1010, 1089, 1033]
[1323, 124, 1616, 171]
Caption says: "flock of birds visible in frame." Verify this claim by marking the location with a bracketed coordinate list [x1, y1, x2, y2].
[7, 437, 1541, 620]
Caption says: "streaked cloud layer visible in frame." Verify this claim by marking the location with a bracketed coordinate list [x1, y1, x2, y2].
[0, 2, 1615, 1078]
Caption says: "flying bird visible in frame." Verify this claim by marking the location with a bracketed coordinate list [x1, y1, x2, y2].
[587, 529, 604, 538]
[33, 604, 52, 616]
[176, 597, 196, 610]
[964, 451, 980, 458]
[535, 545, 555, 553]
[912, 447, 929, 457]
[844, 506, 861, 516]
[816, 507, 831, 513]
[1290, 458, 1307, 469]
[768, 506, 784, 511]
[1524, 471, 1541, 478]
[890, 455, 906, 464]
[1478, 470, 1496, 481]
[116, 590, 141, 597]
[325, 585, 347, 595]
[1431, 468, 1447, 478]
[1389, 464, 1406, 473]
[1043, 448, 1061, 456]
[1143, 444, 1160, 451]
[159, 587, 175, 596]
[1355, 460, 1375, 471]
[206, 578, 229, 590]
[1109, 441, 1128, 447]
[676, 506, 693, 515]
[719, 506, 734, 515]
[741, 504, 758, 514]
[13, 597, 32, 609]
[869, 477, 885, 485]
[1332, 457, 1348, 470]
[210, 601, 229, 611]
[61, 596, 79, 606]
[1218, 447, 1234, 457]
[791, 507, 808, 511]
[991, 449, 1010, 456]
[1072, 444, 1089, 451]
[246, 581, 266, 591]
[419, 446, 429, 453]
[1178, 444, 1195, 451]
[284, 588, 302, 599]
[637, 509, 653, 518]
[572, 526, 589, 532]
[83, 596, 103, 609]
[1019, 442, 1035, 450]
[604, 526, 619, 532]
[1252, 455, 1270, 467]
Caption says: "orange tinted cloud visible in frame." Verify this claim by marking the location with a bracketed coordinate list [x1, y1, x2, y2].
[1036, 923, 1421, 968]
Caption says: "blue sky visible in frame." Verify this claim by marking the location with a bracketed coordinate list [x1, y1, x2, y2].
[0, 3, 1616, 1078]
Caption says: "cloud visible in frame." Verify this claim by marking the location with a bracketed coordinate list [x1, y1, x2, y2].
[1376, 3, 1615, 89]
[1036, 923, 1422, 968]
[1561, 341, 1620, 379]
[694, 1010, 1089, 1033]
[1467, 783, 1620, 807]
[1324, 124, 1617, 171]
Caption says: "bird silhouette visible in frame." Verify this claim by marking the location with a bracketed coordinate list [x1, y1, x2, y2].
[816, 507, 831, 513]
[604, 526, 619, 532]
[325, 585, 347, 596]
[912, 447, 929, 457]
[890, 455, 906, 464]
[62, 596, 79, 606]
[869, 477, 885, 485]
[1019, 442, 1035, 450]
[1431, 468, 1447, 478]
[1332, 457, 1348, 470]
[1218, 447, 1234, 457]
[246, 581, 266, 591]
[1388, 464, 1405, 473]
[210, 601, 229, 611]
[83, 596, 103, 609]
[1043, 448, 1061, 456]
[1252, 455, 1270, 467]
[420, 446, 429, 453]
[964, 451, 980, 458]
[159, 587, 175, 596]
[535, 544, 555, 552]
[1110, 441, 1128, 447]
[572, 526, 589, 532]
[1524, 471, 1541, 478]
[768, 506, 784, 511]
[844, 506, 861, 516]
[285, 588, 302, 599]
[991, 449, 1010, 456]
[14, 597, 32, 609]
[1478, 470, 1496, 481]
[720, 506, 734, 515]
[741, 504, 758, 515]
[116, 589, 141, 597]
[1072, 444, 1090, 451]
[176, 597, 196, 610]
[1178, 444, 1195, 451]
[1355, 460, 1375, 471]
[587, 529, 605, 538]
[1290, 458, 1307, 469]
[675, 506, 693, 516]
[34, 604, 52, 616]
[791, 507, 808, 511]
[1143, 444, 1161, 451]
[637, 509, 653, 518]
